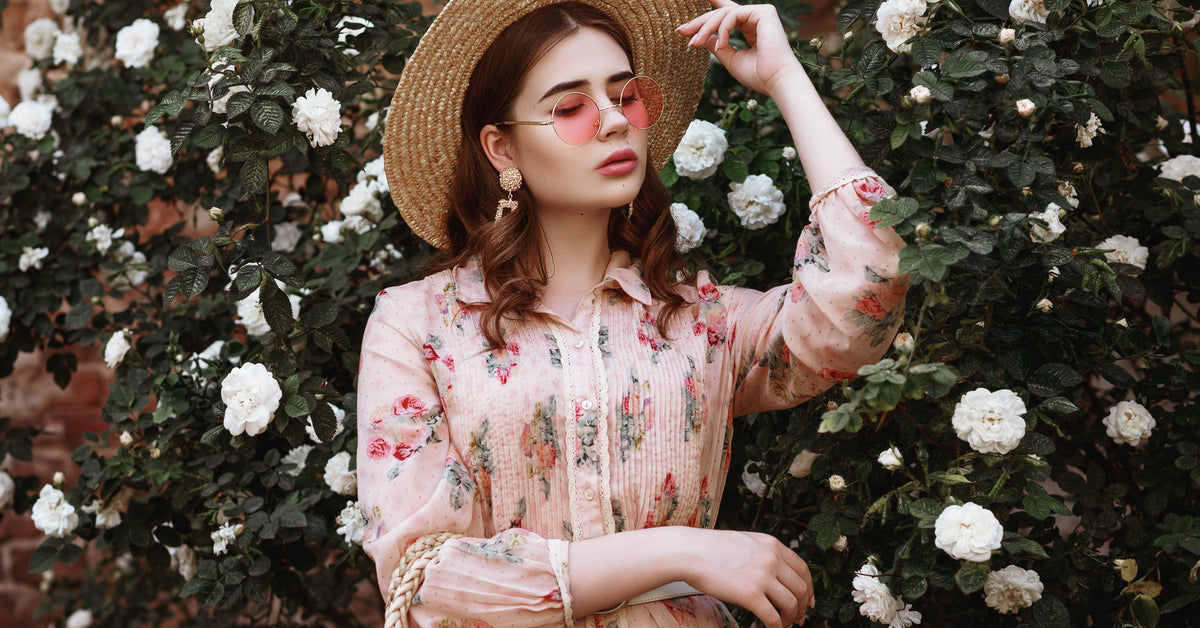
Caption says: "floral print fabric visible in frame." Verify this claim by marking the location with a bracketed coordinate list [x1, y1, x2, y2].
[356, 167, 908, 628]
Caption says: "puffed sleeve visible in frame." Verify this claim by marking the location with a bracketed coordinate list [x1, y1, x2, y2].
[357, 285, 574, 628]
[716, 166, 910, 416]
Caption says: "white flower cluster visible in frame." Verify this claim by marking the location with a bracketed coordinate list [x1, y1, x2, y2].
[282, 445, 313, 475]
[984, 565, 1044, 614]
[1103, 400, 1155, 446]
[9, 100, 54, 140]
[368, 243, 404, 271]
[53, 32, 82, 66]
[81, 494, 125, 530]
[875, 0, 932, 54]
[32, 483, 79, 537]
[324, 157, 390, 240]
[236, 281, 301, 337]
[24, 18, 59, 60]
[324, 451, 357, 495]
[1009, 0, 1050, 24]
[293, 88, 342, 147]
[135, 126, 173, 174]
[220, 362, 282, 437]
[164, 3, 190, 31]
[115, 19, 160, 68]
[335, 500, 366, 545]
[728, 174, 786, 230]
[0, 296, 11, 342]
[670, 203, 706, 252]
[851, 563, 923, 626]
[86, 221, 124, 256]
[194, 0, 243, 52]
[673, 120, 728, 179]
[211, 521, 242, 555]
[1076, 111, 1105, 147]
[1097, 234, 1149, 270]
[1029, 204, 1066, 244]
[951, 387, 1027, 454]
[19, 246, 50, 272]
[104, 331, 132, 369]
[934, 502, 1004, 561]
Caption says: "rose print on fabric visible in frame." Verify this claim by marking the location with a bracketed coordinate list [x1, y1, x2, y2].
[459, 528, 529, 565]
[423, 334, 455, 372]
[794, 223, 830, 273]
[643, 472, 679, 528]
[486, 341, 520, 384]
[617, 370, 651, 461]
[852, 178, 887, 227]
[682, 357, 705, 442]
[635, 311, 672, 363]
[470, 419, 496, 523]
[596, 326, 612, 358]
[611, 499, 627, 533]
[444, 459, 475, 510]
[545, 333, 562, 368]
[521, 396, 560, 498]
[575, 403, 600, 469]
[846, 265, 908, 347]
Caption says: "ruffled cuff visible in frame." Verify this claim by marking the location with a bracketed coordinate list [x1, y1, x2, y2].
[809, 166, 881, 209]
[548, 539, 573, 627]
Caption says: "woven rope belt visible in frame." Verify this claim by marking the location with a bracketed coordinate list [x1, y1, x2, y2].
[384, 532, 463, 628]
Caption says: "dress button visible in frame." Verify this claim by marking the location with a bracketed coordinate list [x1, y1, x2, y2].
[581, 400, 593, 411]
[574, 338, 586, 349]
[584, 488, 596, 501]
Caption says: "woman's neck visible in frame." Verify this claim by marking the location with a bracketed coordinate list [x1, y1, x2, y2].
[533, 207, 614, 319]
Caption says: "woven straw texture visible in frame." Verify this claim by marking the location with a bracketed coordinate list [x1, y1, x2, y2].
[383, 0, 712, 250]
[384, 532, 464, 628]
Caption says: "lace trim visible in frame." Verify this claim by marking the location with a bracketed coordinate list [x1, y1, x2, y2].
[588, 297, 617, 536]
[808, 166, 880, 209]
[549, 324, 584, 541]
[548, 539, 573, 627]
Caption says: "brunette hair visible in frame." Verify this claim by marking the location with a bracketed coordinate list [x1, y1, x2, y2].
[429, 2, 691, 349]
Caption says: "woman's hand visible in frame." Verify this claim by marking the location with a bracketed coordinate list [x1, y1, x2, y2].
[677, 0, 804, 100]
[679, 528, 816, 628]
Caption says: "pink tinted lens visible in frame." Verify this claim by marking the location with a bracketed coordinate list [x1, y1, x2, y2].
[552, 92, 601, 144]
[621, 77, 663, 129]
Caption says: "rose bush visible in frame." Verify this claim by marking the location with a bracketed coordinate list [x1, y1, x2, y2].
[1, 0, 1200, 626]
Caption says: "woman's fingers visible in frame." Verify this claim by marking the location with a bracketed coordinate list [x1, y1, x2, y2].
[765, 579, 802, 627]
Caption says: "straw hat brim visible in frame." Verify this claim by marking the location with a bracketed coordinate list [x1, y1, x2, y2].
[382, 0, 712, 251]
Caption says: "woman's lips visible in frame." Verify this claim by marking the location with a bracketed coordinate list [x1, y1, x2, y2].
[597, 148, 638, 176]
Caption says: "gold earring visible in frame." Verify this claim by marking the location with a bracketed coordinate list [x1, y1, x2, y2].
[626, 201, 634, 220]
[495, 167, 523, 220]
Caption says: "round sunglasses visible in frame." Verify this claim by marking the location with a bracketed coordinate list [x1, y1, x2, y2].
[496, 76, 664, 145]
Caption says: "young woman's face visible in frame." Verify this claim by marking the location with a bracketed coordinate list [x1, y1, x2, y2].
[502, 27, 648, 217]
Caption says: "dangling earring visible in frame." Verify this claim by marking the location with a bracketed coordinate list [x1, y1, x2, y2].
[626, 201, 634, 220]
[495, 167, 523, 220]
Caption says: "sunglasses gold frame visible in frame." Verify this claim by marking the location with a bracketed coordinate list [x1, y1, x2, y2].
[495, 76, 663, 145]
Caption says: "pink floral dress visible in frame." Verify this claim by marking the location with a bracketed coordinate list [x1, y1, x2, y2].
[356, 167, 909, 628]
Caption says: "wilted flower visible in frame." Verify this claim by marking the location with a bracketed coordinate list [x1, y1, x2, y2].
[670, 203, 706, 252]
[1009, 0, 1049, 23]
[324, 451, 357, 495]
[1103, 400, 1155, 446]
[787, 449, 819, 478]
[293, 87, 342, 147]
[951, 387, 1027, 454]
[1075, 111, 1105, 147]
[984, 565, 1044, 614]
[114, 19, 160, 68]
[220, 362, 282, 437]
[104, 331, 131, 368]
[32, 484, 79, 537]
[1057, 179, 1080, 208]
[211, 521, 242, 555]
[335, 501, 366, 545]
[934, 502, 1004, 562]
[1097, 234, 1149, 270]
[728, 174, 786, 230]
[673, 119, 728, 179]
[742, 461, 767, 497]
[1029, 204, 1066, 243]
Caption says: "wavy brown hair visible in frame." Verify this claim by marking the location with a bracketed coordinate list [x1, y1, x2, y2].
[429, 2, 692, 349]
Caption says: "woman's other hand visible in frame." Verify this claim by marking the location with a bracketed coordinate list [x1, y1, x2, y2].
[676, 0, 804, 101]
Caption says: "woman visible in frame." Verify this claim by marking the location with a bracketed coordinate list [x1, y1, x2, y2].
[359, 1, 909, 626]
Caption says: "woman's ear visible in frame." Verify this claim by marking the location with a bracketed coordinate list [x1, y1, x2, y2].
[479, 124, 517, 174]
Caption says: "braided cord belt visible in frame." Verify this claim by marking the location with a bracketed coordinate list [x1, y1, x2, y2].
[384, 532, 464, 628]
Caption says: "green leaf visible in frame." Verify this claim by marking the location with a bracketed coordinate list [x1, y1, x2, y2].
[1008, 157, 1037, 188]
[898, 244, 964, 282]
[251, 100, 286, 135]
[721, 156, 749, 183]
[259, 280, 295, 336]
[941, 49, 989, 78]
[240, 156, 269, 196]
[1003, 534, 1049, 559]
[225, 92, 255, 119]
[1132, 594, 1160, 628]
[194, 124, 227, 149]
[233, 0, 254, 36]
[284, 395, 310, 418]
[909, 39, 943, 69]
[170, 121, 195, 155]
[1038, 397, 1079, 416]
[818, 403, 862, 433]
[29, 543, 60, 573]
[301, 301, 338, 328]
[955, 561, 990, 594]
[870, 197, 919, 229]
[310, 401, 338, 443]
[279, 508, 308, 528]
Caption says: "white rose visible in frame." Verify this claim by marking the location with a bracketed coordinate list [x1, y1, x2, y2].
[1157, 154, 1200, 182]
[52, 32, 82, 66]
[0, 470, 14, 509]
[781, 146, 797, 161]
[236, 284, 301, 337]
[1097, 234, 1149, 270]
[19, 246, 50, 272]
[17, 68, 42, 102]
[81, 496, 123, 529]
[984, 565, 1044, 614]
[194, 0, 241, 51]
[875, 0, 927, 53]
[319, 220, 345, 244]
[0, 296, 11, 342]
[182, 341, 227, 384]
[281, 445, 313, 475]
[951, 387, 1027, 454]
[49, 0, 70, 15]
[1035, 298, 1054, 313]
[164, 3, 189, 31]
[206, 145, 224, 175]
[208, 72, 250, 115]
[999, 28, 1016, 45]
[210, 521, 241, 555]
[828, 474, 847, 492]
[0, 94, 10, 127]
[359, 157, 389, 195]
[65, 609, 93, 628]
[1075, 111, 1105, 147]
[728, 174, 786, 230]
[878, 446, 904, 471]
[23, 18, 60, 60]
[833, 535, 849, 552]
[337, 16, 373, 56]
[742, 461, 767, 497]
[32, 483, 79, 537]
[135, 126, 172, 174]
[324, 451, 357, 495]
[1015, 99, 1037, 117]
[1103, 400, 1155, 446]
[852, 563, 923, 626]
[272, 222, 303, 252]
[114, 19, 160, 68]
[369, 243, 404, 270]
[340, 183, 382, 221]
[104, 331, 131, 369]
[673, 120, 728, 179]
[220, 362, 282, 437]
[114, 251, 149, 289]
[168, 545, 196, 580]
[670, 203, 706, 253]
[343, 215, 374, 235]
[364, 111, 380, 133]
[788, 449, 819, 478]
[909, 85, 932, 105]
[9, 101, 54, 141]
[893, 332, 915, 353]
[86, 224, 123, 255]
[306, 404, 346, 443]
[293, 87, 342, 147]
[1009, 0, 1049, 23]
[335, 500, 366, 545]
[1029, 204, 1066, 243]
[934, 502, 1004, 561]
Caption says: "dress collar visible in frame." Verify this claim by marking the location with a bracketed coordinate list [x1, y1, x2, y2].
[450, 250, 653, 307]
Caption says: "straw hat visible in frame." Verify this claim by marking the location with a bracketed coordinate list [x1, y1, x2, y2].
[382, 0, 712, 250]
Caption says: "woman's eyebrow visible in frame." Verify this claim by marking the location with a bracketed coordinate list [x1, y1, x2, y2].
[537, 70, 637, 102]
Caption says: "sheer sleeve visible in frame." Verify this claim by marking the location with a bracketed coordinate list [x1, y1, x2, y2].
[710, 167, 910, 416]
[357, 285, 574, 628]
